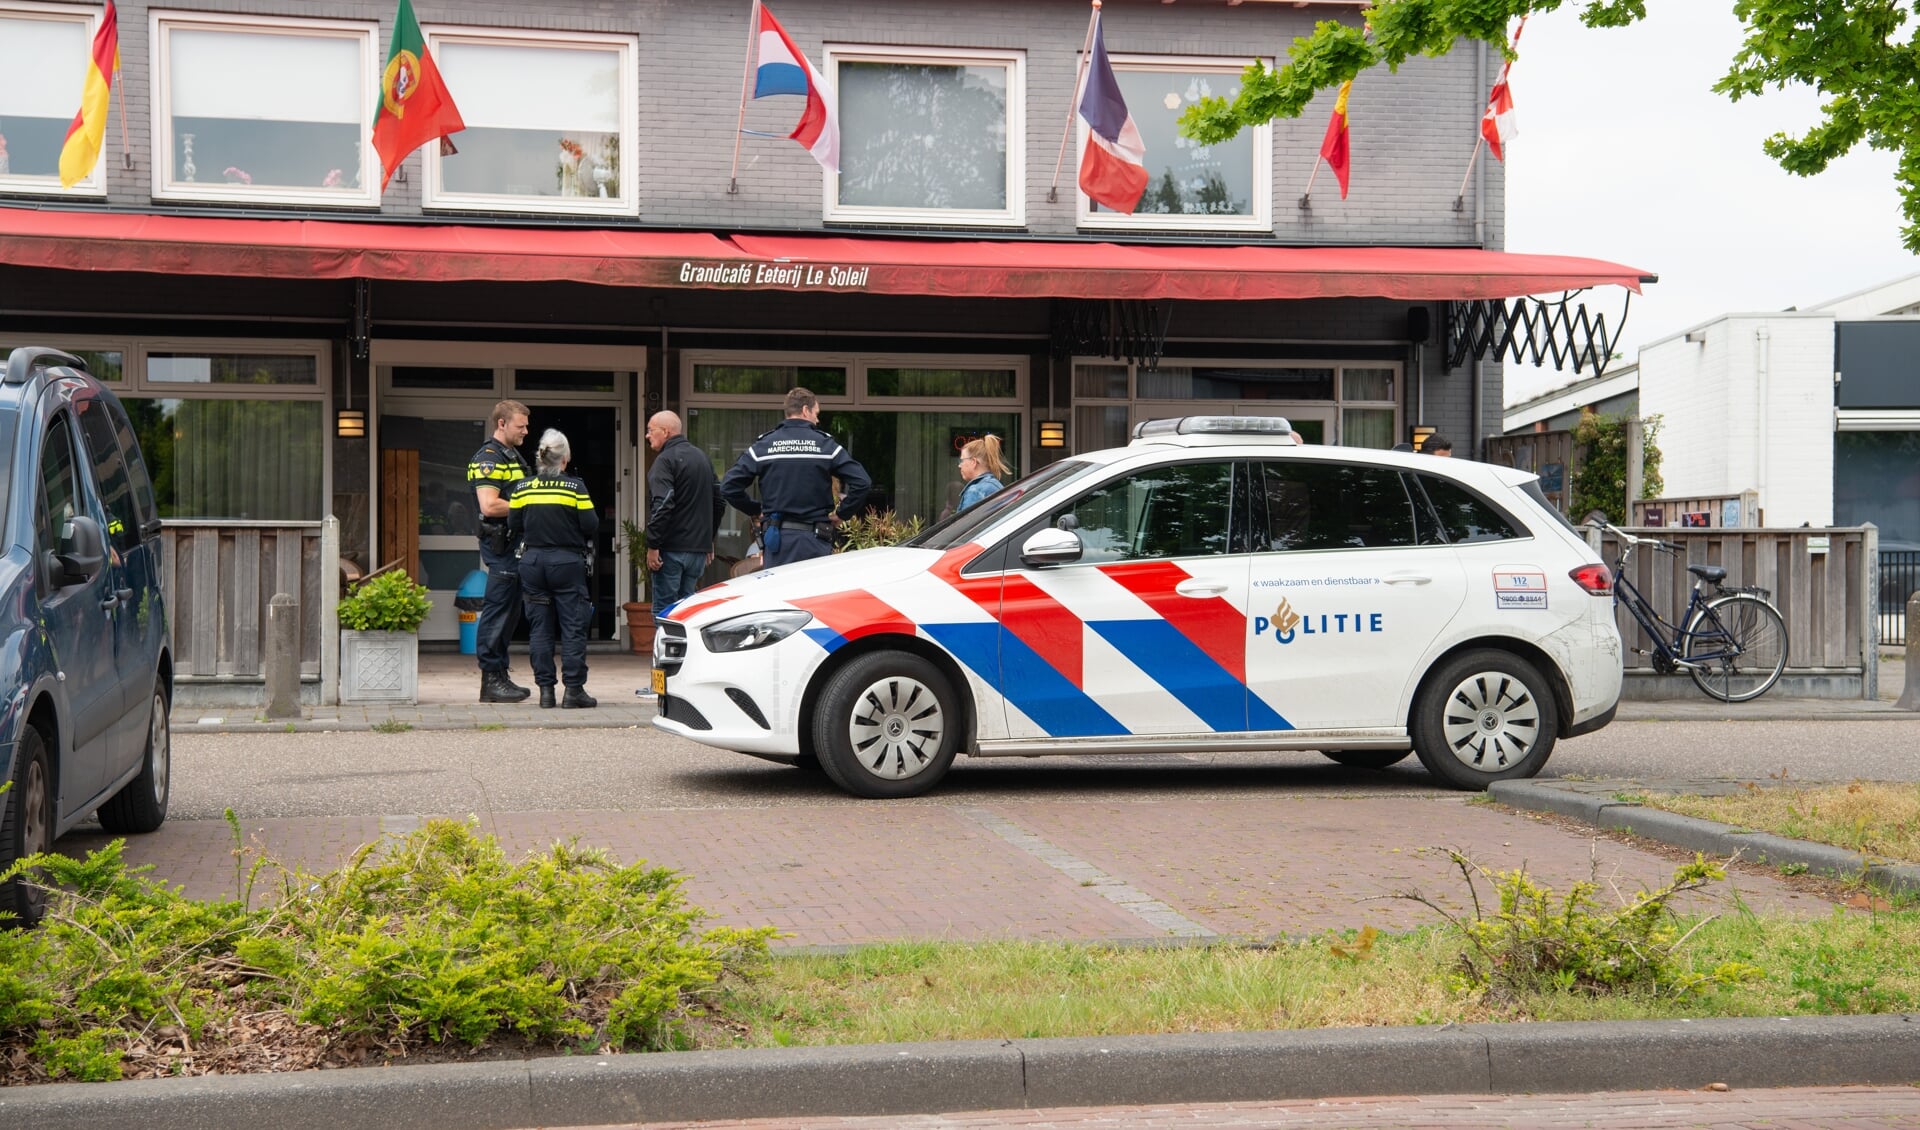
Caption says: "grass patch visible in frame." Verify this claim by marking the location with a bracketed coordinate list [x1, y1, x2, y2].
[1633, 782, 1920, 863]
[475, 722, 507, 732]
[710, 908, 1920, 1046]
[370, 719, 412, 734]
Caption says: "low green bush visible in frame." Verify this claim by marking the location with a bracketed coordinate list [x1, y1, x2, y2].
[336, 569, 433, 632]
[0, 819, 773, 1082]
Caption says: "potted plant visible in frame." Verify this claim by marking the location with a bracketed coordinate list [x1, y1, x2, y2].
[837, 509, 925, 552]
[618, 519, 655, 655]
[337, 568, 432, 704]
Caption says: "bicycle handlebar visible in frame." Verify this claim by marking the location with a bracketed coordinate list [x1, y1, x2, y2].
[1585, 517, 1678, 556]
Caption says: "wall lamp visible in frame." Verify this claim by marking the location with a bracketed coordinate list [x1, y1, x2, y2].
[1410, 424, 1436, 452]
[1037, 420, 1066, 448]
[337, 409, 367, 438]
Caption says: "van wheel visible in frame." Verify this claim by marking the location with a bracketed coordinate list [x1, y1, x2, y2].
[813, 652, 959, 798]
[1411, 650, 1558, 790]
[1321, 749, 1411, 770]
[99, 682, 171, 835]
[1, 726, 54, 927]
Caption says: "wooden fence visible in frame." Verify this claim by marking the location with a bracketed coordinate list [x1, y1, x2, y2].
[1590, 525, 1877, 695]
[1484, 431, 1578, 516]
[1630, 491, 1761, 529]
[160, 519, 341, 702]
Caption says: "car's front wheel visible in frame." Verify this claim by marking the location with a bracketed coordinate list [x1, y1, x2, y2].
[99, 680, 171, 834]
[812, 651, 960, 798]
[1, 725, 54, 926]
[1410, 650, 1558, 790]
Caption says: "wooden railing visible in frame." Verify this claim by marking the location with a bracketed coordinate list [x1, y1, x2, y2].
[1630, 492, 1761, 529]
[160, 518, 341, 702]
[1590, 525, 1878, 696]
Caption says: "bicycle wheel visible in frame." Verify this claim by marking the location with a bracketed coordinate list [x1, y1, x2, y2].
[1681, 594, 1787, 702]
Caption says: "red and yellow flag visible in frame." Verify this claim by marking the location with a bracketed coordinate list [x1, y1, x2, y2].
[1318, 80, 1353, 199]
[58, 0, 119, 188]
[372, 0, 465, 192]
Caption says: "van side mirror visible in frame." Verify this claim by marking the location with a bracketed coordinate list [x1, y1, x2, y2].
[1021, 526, 1083, 568]
[55, 514, 106, 585]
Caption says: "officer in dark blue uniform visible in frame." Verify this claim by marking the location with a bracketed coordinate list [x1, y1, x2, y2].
[467, 399, 532, 703]
[508, 428, 599, 709]
[719, 387, 871, 567]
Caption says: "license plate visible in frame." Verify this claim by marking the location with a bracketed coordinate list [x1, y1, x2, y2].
[651, 668, 666, 695]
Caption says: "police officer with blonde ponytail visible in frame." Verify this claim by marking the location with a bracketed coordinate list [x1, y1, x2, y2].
[509, 429, 599, 709]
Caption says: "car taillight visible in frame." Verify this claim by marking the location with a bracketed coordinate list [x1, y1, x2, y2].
[1568, 563, 1613, 595]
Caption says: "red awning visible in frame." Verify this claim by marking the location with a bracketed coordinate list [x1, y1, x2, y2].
[0, 206, 1652, 302]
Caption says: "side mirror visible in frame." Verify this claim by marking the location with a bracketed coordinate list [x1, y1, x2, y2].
[55, 514, 106, 586]
[1021, 526, 1083, 568]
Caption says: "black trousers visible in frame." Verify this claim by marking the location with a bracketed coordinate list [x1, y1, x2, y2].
[520, 547, 590, 689]
[767, 524, 833, 568]
[476, 541, 521, 674]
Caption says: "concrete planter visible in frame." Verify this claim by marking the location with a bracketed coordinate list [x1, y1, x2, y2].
[339, 629, 419, 704]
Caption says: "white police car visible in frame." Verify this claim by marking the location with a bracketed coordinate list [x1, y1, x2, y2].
[653, 417, 1621, 798]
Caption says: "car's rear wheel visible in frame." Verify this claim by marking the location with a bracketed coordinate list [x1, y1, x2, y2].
[1411, 650, 1558, 790]
[1, 725, 54, 927]
[1321, 749, 1412, 770]
[813, 651, 959, 798]
[99, 681, 171, 834]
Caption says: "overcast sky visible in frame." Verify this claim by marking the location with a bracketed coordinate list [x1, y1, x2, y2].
[1502, 3, 1920, 404]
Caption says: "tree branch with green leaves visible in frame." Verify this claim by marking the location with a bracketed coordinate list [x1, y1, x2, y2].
[1178, 0, 1920, 252]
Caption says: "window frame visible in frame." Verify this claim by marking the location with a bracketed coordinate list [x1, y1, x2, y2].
[421, 24, 640, 217]
[1070, 356, 1401, 450]
[149, 9, 379, 207]
[822, 43, 1027, 228]
[1076, 53, 1273, 233]
[681, 349, 1028, 412]
[0, 1, 108, 197]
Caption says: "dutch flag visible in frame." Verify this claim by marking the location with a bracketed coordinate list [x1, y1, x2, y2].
[752, 2, 839, 173]
[1077, 12, 1148, 214]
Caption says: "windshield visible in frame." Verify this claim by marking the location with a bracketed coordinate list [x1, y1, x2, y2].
[908, 458, 1096, 550]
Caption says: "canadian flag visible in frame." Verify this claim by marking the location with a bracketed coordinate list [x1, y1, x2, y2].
[1479, 18, 1525, 161]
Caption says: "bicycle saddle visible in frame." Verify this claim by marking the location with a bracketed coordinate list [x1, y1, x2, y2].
[1687, 564, 1728, 584]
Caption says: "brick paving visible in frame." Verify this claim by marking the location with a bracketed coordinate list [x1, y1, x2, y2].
[617, 1086, 1920, 1129]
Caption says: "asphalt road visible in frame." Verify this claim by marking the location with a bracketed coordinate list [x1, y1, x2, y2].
[168, 717, 1920, 821]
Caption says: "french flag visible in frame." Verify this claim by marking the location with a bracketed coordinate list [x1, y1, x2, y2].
[1077, 12, 1148, 214]
[752, 3, 839, 173]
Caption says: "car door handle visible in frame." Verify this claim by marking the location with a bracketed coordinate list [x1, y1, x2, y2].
[1384, 573, 1432, 586]
[1174, 580, 1229, 597]
[99, 593, 119, 610]
[117, 588, 133, 603]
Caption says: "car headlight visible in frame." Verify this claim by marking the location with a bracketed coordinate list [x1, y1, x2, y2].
[700, 609, 814, 653]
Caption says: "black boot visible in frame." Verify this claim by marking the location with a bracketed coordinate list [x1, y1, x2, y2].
[480, 670, 531, 703]
[539, 686, 557, 709]
[561, 687, 597, 709]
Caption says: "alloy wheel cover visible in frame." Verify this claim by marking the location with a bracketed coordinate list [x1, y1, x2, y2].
[1439, 671, 1541, 770]
[847, 676, 946, 781]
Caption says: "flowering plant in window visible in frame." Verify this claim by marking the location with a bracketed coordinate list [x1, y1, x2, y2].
[322, 168, 344, 188]
[0, 132, 10, 176]
[223, 166, 253, 185]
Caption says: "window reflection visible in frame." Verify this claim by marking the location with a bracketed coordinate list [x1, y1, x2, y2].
[1056, 462, 1234, 562]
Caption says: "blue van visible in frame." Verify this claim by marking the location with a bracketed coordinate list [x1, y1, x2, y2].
[1, 348, 172, 925]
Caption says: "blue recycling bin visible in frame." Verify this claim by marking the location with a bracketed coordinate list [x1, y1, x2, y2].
[454, 568, 488, 655]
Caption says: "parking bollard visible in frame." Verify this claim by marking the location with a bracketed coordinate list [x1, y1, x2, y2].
[1899, 592, 1920, 711]
[265, 592, 301, 719]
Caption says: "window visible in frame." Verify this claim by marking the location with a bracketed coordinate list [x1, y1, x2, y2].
[1415, 474, 1523, 544]
[36, 412, 82, 592]
[0, 4, 100, 194]
[74, 394, 141, 552]
[153, 12, 377, 206]
[1073, 358, 1402, 450]
[147, 352, 318, 385]
[1079, 57, 1271, 232]
[1257, 462, 1415, 551]
[827, 45, 1024, 225]
[426, 29, 636, 215]
[1054, 461, 1235, 563]
[125, 399, 324, 521]
[693, 364, 848, 397]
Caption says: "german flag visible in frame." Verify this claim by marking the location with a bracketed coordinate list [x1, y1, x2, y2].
[58, 1, 118, 188]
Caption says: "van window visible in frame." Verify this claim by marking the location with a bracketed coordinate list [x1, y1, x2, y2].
[103, 395, 158, 537]
[76, 396, 141, 553]
[1258, 461, 1415, 550]
[36, 413, 83, 593]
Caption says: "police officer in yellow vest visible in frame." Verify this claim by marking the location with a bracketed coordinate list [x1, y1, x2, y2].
[509, 428, 599, 709]
[468, 399, 533, 703]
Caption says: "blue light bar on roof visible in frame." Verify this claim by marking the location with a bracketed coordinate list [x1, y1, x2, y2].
[1131, 416, 1296, 440]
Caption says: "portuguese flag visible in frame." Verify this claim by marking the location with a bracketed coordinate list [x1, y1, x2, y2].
[58, 0, 119, 188]
[372, 0, 464, 192]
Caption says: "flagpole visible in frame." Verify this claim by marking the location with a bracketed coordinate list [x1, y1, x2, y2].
[115, 42, 129, 171]
[1453, 136, 1482, 211]
[1047, 0, 1102, 204]
[728, 0, 760, 195]
[1299, 163, 1319, 210]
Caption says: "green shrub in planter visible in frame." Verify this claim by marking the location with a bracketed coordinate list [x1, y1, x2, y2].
[337, 569, 433, 633]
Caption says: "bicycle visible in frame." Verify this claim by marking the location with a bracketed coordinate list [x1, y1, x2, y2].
[1590, 517, 1789, 702]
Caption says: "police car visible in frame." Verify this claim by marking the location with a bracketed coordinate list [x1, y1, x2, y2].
[653, 417, 1621, 798]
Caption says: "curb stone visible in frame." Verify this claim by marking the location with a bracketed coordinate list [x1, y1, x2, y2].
[2, 1017, 1917, 1130]
[1490, 779, 1920, 895]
